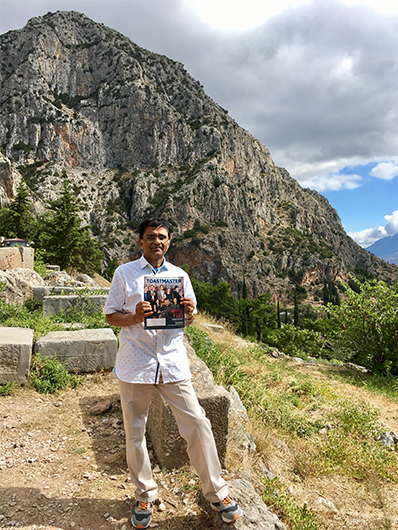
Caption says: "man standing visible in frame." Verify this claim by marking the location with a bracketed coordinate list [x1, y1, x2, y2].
[103, 218, 242, 529]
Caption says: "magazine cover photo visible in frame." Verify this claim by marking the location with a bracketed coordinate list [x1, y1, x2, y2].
[144, 276, 185, 329]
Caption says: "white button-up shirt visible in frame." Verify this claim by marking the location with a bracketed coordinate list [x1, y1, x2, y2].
[103, 255, 197, 384]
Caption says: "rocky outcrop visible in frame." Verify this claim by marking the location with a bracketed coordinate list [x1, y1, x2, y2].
[0, 11, 397, 298]
[0, 268, 45, 305]
[0, 268, 101, 304]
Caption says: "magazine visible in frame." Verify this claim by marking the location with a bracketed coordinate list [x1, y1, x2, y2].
[144, 276, 185, 329]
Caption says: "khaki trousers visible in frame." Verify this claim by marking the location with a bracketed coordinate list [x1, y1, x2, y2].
[118, 378, 229, 503]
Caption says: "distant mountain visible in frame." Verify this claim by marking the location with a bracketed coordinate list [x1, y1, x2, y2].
[0, 11, 397, 297]
[366, 234, 398, 265]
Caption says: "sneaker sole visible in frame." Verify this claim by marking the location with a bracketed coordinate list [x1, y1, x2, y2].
[131, 522, 151, 530]
[211, 504, 243, 524]
[131, 517, 152, 529]
[221, 512, 242, 524]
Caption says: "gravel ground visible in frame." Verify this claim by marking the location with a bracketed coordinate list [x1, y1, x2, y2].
[0, 372, 218, 529]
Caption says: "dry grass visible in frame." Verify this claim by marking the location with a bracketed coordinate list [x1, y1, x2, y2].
[189, 313, 398, 530]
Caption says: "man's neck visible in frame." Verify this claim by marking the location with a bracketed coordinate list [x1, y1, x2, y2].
[145, 256, 165, 269]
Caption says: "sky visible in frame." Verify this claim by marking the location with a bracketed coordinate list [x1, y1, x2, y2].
[0, 0, 397, 248]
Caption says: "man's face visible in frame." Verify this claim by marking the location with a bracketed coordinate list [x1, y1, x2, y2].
[139, 226, 170, 266]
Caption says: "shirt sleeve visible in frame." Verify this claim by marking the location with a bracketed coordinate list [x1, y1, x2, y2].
[103, 267, 126, 315]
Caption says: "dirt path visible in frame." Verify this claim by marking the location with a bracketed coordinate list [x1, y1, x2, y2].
[0, 373, 216, 530]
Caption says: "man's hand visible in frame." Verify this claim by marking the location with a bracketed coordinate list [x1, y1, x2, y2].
[134, 301, 154, 323]
[180, 297, 195, 325]
[105, 301, 153, 327]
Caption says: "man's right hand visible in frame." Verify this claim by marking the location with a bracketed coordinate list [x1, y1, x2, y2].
[134, 301, 154, 323]
[105, 301, 153, 327]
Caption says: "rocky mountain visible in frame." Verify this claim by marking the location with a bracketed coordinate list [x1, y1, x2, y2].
[366, 233, 398, 266]
[0, 11, 397, 299]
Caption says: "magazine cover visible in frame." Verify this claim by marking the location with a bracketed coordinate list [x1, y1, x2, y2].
[144, 276, 185, 329]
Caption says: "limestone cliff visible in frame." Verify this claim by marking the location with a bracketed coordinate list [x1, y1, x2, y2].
[0, 11, 396, 297]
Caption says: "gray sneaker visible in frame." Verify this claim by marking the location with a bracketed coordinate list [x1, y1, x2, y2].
[131, 501, 153, 529]
[211, 495, 243, 523]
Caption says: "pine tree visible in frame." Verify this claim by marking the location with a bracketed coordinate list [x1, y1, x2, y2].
[103, 256, 119, 281]
[323, 279, 340, 306]
[293, 290, 299, 327]
[241, 277, 249, 336]
[277, 300, 281, 329]
[38, 178, 103, 274]
[0, 181, 37, 240]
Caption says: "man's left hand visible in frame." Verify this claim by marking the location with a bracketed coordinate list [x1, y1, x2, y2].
[180, 297, 195, 322]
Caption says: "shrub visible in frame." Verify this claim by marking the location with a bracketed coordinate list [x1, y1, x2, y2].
[29, 353, 84, 394]
[325, 280, 398, 375]
[267, 324, 326, 359]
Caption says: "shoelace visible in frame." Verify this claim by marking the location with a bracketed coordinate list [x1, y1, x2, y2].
[221, 496, 234, 507]
[137, 502, 151, 512]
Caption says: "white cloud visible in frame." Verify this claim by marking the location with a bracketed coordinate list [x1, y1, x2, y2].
[384, 210, 398, 234]
[299, 172, 362, 192]
[183, 0, 398, 31]
[370, 159, 398, 180]
[349, 210, 398, 247]
[182, 0, 311, 31]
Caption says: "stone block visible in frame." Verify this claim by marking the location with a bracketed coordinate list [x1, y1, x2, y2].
[19, 247, 34, 270]
[147, 341, 231, 468]
[34, 328, 117, 373]
[0, 327, 34, 384]
[33, 286, 72, 304]
[42, 294, 108, 317]
[46, 265, 60, 271]
[0, 248, 22, 270]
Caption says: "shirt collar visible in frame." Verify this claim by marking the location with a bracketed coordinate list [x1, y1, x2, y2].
[139, 255, 169, 274]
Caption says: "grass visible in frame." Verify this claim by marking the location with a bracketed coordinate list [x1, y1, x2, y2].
[328, 370, 398, 403]
[0, 381, 18, 396]
[262, 477, 322, 530]
[29, 353, 84, 394]
[186, 315, 398, 530]
[0, 297, 119, 340]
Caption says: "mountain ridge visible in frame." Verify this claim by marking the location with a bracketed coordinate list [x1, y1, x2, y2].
[366, 233, 398, 265]
[0, 11, 397, 298]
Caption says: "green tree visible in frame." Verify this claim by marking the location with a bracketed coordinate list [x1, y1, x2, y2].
[192, 278, 241, 328]
[293, 291, 299, 327]
[241, 292, 276, 341]
[322, 279, 340, 306]
[37, 178, 103, 275]
[0, 181, 37, 240]
[277, 300, 281, 329]
[325, 280, 398, 375]
[267, 324, 326, 359]
[103, 256, 119, 281]
[241, 277, 249, 336]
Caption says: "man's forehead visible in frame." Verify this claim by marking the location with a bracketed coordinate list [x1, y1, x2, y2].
[142, 225, 169, 237]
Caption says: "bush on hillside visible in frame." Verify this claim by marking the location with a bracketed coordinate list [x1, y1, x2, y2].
[325, 279, 398, 375]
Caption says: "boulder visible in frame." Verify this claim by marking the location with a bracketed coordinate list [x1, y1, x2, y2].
[0, 268, 45, 304]
[44, 271, 86, 287]
[147, 341, 231, 468]
[74, 274, 100, 287]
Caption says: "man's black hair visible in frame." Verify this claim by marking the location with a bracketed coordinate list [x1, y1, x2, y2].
[139, 218, 172, 239]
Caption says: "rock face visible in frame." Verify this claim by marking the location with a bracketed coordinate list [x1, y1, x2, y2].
[0, 11, 397, 297]
[0, 268, 45, 305]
